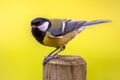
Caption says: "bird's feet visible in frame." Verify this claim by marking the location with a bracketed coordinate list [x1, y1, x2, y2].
[43, 55, 52, 65]
[43, 55, 59, 65]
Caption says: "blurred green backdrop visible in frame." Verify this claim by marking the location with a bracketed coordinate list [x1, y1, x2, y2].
[0, 0, 120, 80]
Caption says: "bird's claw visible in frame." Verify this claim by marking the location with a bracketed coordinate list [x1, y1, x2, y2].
[43, 55, 59, 65]
[43, 56, 53, 65]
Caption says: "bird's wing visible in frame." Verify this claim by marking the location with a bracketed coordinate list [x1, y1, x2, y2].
[48, 19, 86, 37]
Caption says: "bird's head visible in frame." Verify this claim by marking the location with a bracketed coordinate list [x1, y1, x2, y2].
[31, 17, 51, 32]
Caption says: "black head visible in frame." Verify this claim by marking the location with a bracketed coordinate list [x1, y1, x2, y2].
[31, 17, 51, 32]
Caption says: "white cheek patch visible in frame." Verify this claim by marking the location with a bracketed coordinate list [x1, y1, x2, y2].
[38, 22, 49, 31]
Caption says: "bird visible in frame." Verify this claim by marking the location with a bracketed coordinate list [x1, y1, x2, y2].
[31, 17, 110, 64]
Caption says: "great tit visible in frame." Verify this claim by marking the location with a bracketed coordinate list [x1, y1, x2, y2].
[31, 17, 110, 64]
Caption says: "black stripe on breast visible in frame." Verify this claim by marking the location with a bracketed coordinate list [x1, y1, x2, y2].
[32, 28, 46, 44]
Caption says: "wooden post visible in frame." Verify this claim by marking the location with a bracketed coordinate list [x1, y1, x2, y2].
[43, 55, 86, 80]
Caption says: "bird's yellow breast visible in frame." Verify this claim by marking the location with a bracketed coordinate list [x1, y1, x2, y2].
[43, 30, 77, 47]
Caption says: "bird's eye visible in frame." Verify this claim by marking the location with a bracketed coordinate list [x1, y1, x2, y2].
[32, 22, 41, 26]
[36, 22, 41, 25]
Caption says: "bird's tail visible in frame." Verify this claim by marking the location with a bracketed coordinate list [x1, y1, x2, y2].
[77, 20, 111, 33]
[82, 20, 111, 27]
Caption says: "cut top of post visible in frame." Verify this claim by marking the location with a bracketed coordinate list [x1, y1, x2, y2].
[44, 55, 86, 66]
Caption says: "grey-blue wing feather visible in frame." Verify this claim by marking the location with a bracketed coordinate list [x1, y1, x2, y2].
[64, 20, 86, 33]
[48, 19, 86, 36]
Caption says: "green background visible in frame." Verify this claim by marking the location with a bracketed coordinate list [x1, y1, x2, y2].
[0, 0, 120, 80]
